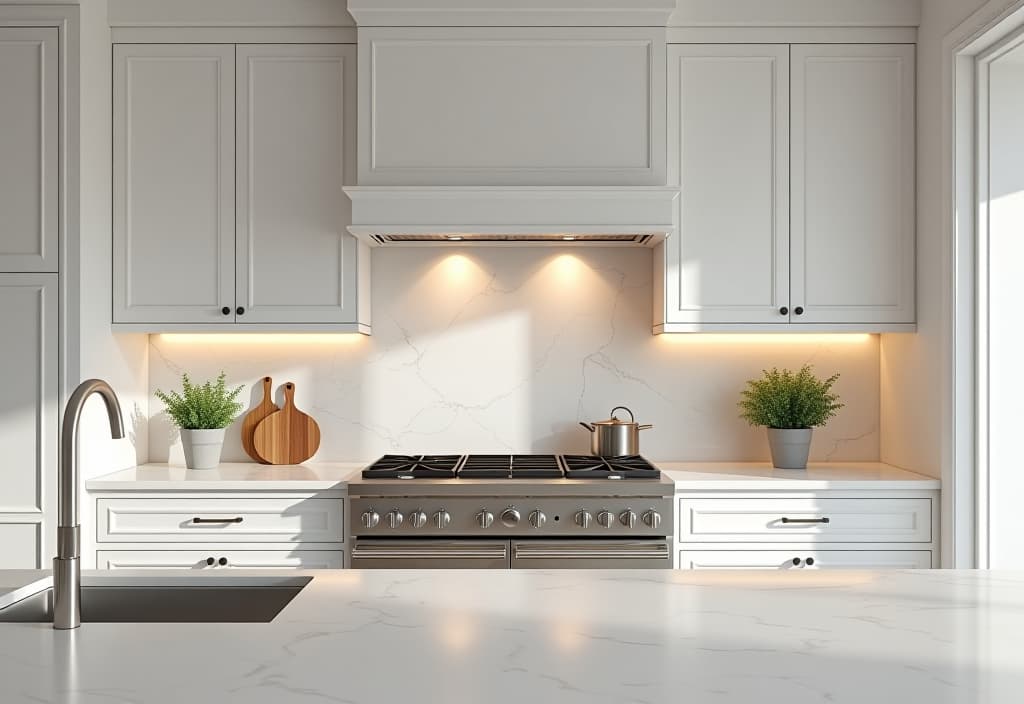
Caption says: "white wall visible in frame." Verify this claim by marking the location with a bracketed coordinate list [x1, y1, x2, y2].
[879, 0, 991, 478]
[150, 248, 881, 463]
[76, 0, 149, 567]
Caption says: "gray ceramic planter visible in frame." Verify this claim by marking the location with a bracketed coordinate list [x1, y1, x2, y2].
[766, 428, 812, 469]
[180, 428, 226, 470]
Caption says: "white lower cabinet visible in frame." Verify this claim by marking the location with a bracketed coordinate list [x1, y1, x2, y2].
[93, 493, 346, 570]
[97, 549, 343, 570]
[679, 549, 932, 570]
[675, 492, 938, 569]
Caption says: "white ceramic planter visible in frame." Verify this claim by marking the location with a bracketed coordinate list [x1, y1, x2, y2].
[180, 428, 226, 470]
[766, 428, 813, 470]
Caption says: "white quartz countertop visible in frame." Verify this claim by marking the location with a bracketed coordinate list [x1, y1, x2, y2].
[0, 569, 1020, 703]
[660, 461, 940, 490]
[85, 462, 364, 491]
[87, 461, 938, 491]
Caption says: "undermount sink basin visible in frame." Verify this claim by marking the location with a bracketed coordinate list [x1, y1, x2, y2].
[0, 576, 310, 623]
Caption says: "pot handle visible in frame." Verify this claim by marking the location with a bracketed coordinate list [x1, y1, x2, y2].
[610, 406, 635, 423]
[579, 422, 595, 432]
[638, 424, 653, 430]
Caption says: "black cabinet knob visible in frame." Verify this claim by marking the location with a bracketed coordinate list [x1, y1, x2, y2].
[236, 306, 245, 316]
[218, 557, 228, 566]
[205, 557, 215, 566]
[792, 557, 801, 566]
[794, 307, 804, 316]
[805, 557, 815, 566]
[779, 306, 789, 315]
[221, 306, 231, 316]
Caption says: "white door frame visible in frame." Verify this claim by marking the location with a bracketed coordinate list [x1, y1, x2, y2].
[945, 0, 1024, 568]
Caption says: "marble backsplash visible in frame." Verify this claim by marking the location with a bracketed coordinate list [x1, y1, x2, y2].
[148, 247, 880, 463]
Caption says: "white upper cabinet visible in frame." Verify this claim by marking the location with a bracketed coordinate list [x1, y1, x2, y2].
[114, 44, 369, 332]
[659, 43, 916, 332]
[791, 44, 916, 325]
[357, 27, 665, 186]
[235, 44, 367, 326]
[661, 44, 789, 326]
[113, 44, 236, 324]
[0, 28, 58, 273]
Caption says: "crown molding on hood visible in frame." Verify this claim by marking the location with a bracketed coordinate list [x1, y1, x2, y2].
[346, 0, 677, 27]
[344, 186, 679, 246]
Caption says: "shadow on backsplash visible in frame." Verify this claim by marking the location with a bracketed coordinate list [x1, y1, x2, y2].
[149, 248, 880, 464]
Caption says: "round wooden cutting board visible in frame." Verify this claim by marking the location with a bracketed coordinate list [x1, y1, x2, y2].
[253, 382, 321, 465]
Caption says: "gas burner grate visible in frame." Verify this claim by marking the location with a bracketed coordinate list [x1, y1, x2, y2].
[561, 455, 661, 479]
[459, 454, 564, 479]
[362, 454, 462, 479]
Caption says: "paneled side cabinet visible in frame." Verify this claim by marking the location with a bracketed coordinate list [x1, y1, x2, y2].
[113, 43, 369, 333]
[656, 43, 915, 333]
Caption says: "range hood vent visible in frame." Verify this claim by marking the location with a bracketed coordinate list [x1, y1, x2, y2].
[344, 187, 678, 247]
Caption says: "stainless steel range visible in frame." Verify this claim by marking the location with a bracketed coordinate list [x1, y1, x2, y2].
[348, 454, 674, 569]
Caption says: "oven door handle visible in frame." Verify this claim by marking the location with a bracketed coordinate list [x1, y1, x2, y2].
[351, 544, 508, 560]
[513, 542, 670, 560]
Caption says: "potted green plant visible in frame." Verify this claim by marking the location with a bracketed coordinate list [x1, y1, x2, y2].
[155, 371, 244, 470]
[738, 365, 843, 470]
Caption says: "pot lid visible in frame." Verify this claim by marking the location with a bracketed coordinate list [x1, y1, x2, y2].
[591, 406, 637, 425]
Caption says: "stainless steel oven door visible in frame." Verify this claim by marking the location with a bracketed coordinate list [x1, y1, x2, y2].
[350, 540, 510, 569]
[511, 539, 671, 569]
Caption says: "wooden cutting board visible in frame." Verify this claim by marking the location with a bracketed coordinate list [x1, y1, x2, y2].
[240, 376, 278, 463]
[253, 382, 321, 465]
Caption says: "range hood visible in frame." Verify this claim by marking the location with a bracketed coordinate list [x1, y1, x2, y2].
[344, 186, 679, 247]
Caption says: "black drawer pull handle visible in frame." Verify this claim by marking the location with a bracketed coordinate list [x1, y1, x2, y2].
[192, 517, 244, 524]
[805, 557, 815, 566]
[780, 517, 830, 524]
[218, 557, 228, 566]
[792, 557, 801, 566]
[221, 306, 231, 316]
[205, 557, 215, 566]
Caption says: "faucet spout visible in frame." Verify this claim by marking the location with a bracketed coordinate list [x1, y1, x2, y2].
[54, 379, 124, 629]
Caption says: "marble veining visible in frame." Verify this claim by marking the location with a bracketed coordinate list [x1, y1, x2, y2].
[1, 569, 1022, 703]
[149, 248, 882, 464]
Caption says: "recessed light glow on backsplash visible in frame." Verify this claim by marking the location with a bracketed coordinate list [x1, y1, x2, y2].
[154, 334, 367, 345]
[658, 334, 874, 345]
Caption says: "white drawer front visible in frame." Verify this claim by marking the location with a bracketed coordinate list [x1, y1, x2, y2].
[96, 498, 343, 543]
[678, 549, 932, 570]
[97, 549, 343, 570]
[679, 498, 931, 543]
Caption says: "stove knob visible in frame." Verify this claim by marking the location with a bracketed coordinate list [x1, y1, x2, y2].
[385, 509, 404, 529]
[619, 510, 637, 528]
[408, 510, 427, 529]
[500, 508, 521, 527]
[477, 510, 495, 528]
[642, 510, 662, 529]
[433, 510, 451, 529]
[360, 510, 380, 529]
[597, 510, 615, 528]
[575, 510, 593, 529]
[528, 510, 546, 529]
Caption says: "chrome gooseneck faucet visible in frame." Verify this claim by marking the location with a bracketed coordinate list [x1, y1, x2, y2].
[55, 380, 124, 629]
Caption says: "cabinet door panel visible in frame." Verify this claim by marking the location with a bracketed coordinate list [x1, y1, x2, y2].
[665, 45, 789, 324]
[0, 274, 56, 569]
[113, 44, 235, 324]
[791, 44, 915, 324]
[0, 29, 58, 272]
[235, 45, 361, 324]
[678, 549, 932, 570]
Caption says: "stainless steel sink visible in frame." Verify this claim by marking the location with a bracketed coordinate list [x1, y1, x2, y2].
[0, 576, 310, 623]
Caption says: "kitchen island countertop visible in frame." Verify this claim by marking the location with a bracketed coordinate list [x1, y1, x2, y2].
[0, 568, 1019, 703]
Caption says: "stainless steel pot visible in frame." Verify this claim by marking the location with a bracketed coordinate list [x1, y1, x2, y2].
[579, 407, 653, 457]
